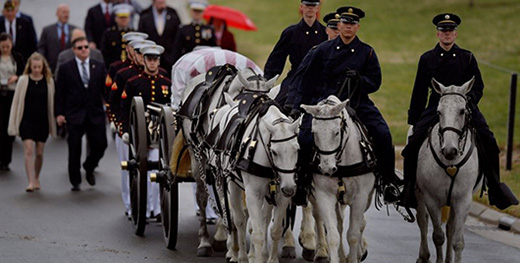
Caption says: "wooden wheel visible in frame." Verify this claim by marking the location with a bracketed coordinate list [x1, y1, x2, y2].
[158, 106, 178, 249]
[128, 97, 148, 236]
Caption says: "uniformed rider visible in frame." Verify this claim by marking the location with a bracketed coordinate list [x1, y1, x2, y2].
[101, 4, 133, 68]
[264, 0, 327, 110]
[401, 13, 519, 210]
[291, 6, 402, 205]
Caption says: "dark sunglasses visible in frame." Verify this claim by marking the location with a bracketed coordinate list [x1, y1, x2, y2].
[75, 45, 89, 50]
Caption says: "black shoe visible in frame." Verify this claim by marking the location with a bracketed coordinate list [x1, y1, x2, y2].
[398, 182, 417, 209]
[71, 185, 81, 191]
[292, 186, 309, 206]
[84, 164, 96, 186]
[383, 183, 401, 204]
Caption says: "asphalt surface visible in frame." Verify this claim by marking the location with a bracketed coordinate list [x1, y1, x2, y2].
[2, 1, 520, 262]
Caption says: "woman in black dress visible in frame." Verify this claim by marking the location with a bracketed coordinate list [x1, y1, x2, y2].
[8, 53, 56, 192]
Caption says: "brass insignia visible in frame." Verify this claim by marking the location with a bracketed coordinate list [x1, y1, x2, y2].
[208, 71, 213, 75]
[242, 100, 247, 104]
[446, 166, 457, 177]
[348, 8, 353, 13]
[105, 75, 113, 87]
[445, 14, 450, 20]
[335, 14, 340, 19]
[111, 82, 118, 91]
[121, 90, 127, 99]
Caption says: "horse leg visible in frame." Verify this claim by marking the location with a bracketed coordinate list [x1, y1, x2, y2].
[310, 195, 329, 263]
[451, 198, 471, 263]
[195, 171, 212, 257]
[213, 218, 228, 252]
[268, 198, 290, 263]
[300, 203, 317, 261]
[281, 223, 296, 259]
[346, 196, 368, 263]
[314, 187, 340, 263]
[445, 210, 454, 263]
[246, 189, 267, 263]
[424, 198, 444, 263]
[416, 191, 431, 263]
[228, 183, 248, 263]
[334, 203, 345, 263]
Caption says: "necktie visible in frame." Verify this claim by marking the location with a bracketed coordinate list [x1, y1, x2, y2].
[8, 22, 13, 38]
[60, 24, 66, 50]
[81, 61, 89, 88]
[105, 5, 111, 25]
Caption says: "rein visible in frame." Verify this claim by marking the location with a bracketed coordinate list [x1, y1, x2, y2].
[312, 114, 349, 160]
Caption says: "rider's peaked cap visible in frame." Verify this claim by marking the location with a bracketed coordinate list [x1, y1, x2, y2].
[141, 45, 165, 57]
[432, 13, 461, 30]
[301, 0, 320, 6]
[336, 6, 365, 23]
[323, 12, 340, 29]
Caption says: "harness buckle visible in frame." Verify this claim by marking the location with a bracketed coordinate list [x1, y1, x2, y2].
[269, 180, 278, 194]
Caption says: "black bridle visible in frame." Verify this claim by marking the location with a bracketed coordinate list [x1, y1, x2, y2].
[437, 92, 471, 155]
[312, 114, 349, 161]
[259, 117, 299, 175]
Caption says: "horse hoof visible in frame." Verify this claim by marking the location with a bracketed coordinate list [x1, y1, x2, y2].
[302, 248, 316, 262]
[197, 246, 213, 257]
[281, 246, 296, 259]
[212, 239, 227, 252]
[314, 256, 329, 263]
[361, 249, 368, 262]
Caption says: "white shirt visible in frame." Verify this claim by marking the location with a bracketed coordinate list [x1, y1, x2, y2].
[4, 18, 16, 45]
[100, 1, 113, 15]
[75, 57, 90, 88]
[153, 7, 166, 36]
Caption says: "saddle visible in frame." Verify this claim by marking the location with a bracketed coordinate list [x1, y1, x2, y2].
[178, 64, 238, 145]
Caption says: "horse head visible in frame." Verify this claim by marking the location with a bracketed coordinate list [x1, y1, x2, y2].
[259, 106, 300, 198]
[228, 69, 279, 98]
[431, 77, 475, 160]
[301, 96, 349, 176]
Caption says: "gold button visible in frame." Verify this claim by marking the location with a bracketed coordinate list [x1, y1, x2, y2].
[306, 31, 309, 35]
[195, 26, 200, 30]
[151, 80, 155, 84]
[195, 32, 200, 37]
[441, 53, 444, 57]
[315, 30, 318, 34]
[453, 54, 456, 57]
[195, 39, 200, 44]
[152, 86, 155, 89]
[152, 98, 155, 101]
[152, 91, 155, 95]
[336, 46, 340, 50]
[242, 100, 247, 104]
[351, 49, 355, 53]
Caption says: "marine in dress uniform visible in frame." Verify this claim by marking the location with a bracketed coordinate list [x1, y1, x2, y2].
[120, 44, 171, 218]
[100, 4, 133, 68]
[264, 0, 327, 109]
[401, 13, 518, 210]
[292, 6, 402, 205]
[172, 1, 217, 63]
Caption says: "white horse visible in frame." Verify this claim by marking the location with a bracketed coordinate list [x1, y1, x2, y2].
[178, 67, 278, 256]
[208, 92, 299, 263]
[414, 78, 480, 263]
[301, 95, 375, 263]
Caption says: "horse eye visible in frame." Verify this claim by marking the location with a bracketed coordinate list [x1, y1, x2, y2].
[271, 150, 278, 156]
[335, 131, 340, 136]
[459, 109, 465, 115]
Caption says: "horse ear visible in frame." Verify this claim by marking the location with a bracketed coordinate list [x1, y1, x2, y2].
[223, 92, 237, 107]
[461, 76, 475, 95]
[431, 78, 443, 94]
[330, 100, 347, 116]
[289, 118, 300, 134]
[300, 104, 318, 116]
[238, 70, 249, 87]
[266, 74, 279, 88]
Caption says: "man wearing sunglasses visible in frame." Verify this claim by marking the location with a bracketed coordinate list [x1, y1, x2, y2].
[291, 6, 403, 205]
[55, 36, 108, 192]
[401, 13, 519, 210]
[264, 0, 327, 111]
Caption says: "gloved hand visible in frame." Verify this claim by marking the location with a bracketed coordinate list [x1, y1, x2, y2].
[289, 108, 301, 120]
[345, 69, 360, 81]
[122, 132, 130, 145]
[110, 121, 117, 133]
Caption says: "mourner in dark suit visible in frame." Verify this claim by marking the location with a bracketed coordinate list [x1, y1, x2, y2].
[10, 0, 36, 45]
[291, 6, 402, 205]
[401, 13, 519, 210]
[54, 29, 104, 80]
[38, 4, 77, 73]
[172, 2, 216, 63]
[0, 1, 36, 61]
[85, 0, 115, 49]
[264, 0, 327, 109]
[101, 4, 133, 68]
[55, 37, 108, 191]
[138, 0, 181, 73]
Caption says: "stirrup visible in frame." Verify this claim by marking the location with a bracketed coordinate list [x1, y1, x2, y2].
[386, 203, 415, 223]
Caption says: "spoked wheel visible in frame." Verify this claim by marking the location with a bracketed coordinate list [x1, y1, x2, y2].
[158, 105, 178, 249]
[128, 97, 148, 236]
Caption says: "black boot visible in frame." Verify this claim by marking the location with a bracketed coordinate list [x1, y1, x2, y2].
[292, 172, 311, 206]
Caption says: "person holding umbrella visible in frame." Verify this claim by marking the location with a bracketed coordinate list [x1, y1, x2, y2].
[208, 17, 236, 52]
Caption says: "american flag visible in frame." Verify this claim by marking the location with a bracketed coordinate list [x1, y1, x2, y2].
[170, 47, 263, 110]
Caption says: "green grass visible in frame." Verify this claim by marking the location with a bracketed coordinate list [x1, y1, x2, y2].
[211, 0, 520, 210]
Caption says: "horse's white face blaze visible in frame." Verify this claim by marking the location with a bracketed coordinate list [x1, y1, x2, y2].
[432, 77, 474, 160]
[262, 113, 299, 198]
[312, 117, 342, 175]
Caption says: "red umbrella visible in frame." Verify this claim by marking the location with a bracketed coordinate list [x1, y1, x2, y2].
[203, 5, 257, 31]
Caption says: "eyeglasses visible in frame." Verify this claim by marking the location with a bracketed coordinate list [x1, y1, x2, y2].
[75, 45, 89, 50]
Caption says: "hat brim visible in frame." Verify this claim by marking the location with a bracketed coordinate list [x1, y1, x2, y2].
[301, 1, 320, 6]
